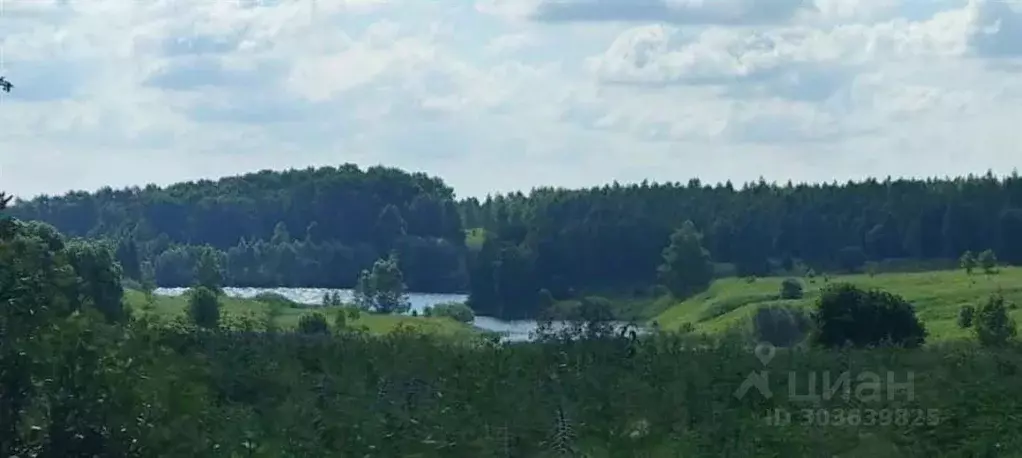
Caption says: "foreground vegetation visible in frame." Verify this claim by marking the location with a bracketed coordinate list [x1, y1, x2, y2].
[7, 312, 1022, 456]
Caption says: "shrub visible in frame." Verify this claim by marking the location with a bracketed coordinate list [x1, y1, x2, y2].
[187, 286, 221, 329]
[752, 305, 811, 347]
[254, 292, 299, 308]
[960, 250, 977, 275]
[430, 302, 475, 324]
[811, 283, 926, 348]
[333, 309, 347, 329]
[957, 305, 975, 329]
[779, 278, 804, 300]
[975, 294, 1017, 347]
[978, 249, 998, 274]
[298, 312, 330, 335]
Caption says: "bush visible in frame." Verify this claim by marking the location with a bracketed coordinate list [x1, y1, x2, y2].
[298, 312, 330, 335]
[978, 249, 998, 274]
[975, 294, 1017, 347]
[752, 305, 811, 347]
[957, 305, 975, 329]
[779, 278, 804, 300]
[254, 292, 299, 308]
[811, 283, 927, 348]
[430, 302, 475, 324]
[187, 286, 221, 329]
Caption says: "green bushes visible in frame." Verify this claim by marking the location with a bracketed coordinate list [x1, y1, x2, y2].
[8, 321, 1022, 457]
[253, 292, 299, 308]
[958, 305, 975, 328]
[752, 304, 810, 347]
[187, 286, 221, 329]
[298, 312, 330, 335]
[425, 302, 475, 323]
[975, 294, 1017, 347]
[811, 283, 927, 348]
[779, 278, 804, 299]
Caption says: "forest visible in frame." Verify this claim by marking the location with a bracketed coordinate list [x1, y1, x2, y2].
[6, 165, 469, 293]
[9, 165, 1022, 320]
[4, 166, 1022, 456]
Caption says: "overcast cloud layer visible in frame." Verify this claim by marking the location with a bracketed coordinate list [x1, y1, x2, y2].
[2, 0, 1022, 199]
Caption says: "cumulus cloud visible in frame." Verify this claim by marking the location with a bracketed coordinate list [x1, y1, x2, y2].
[1, 0, 1022, 200]
[529, 0, 813, 25]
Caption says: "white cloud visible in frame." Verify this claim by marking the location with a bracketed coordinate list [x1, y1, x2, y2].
[1, 0, 1022, 200]
[527, 0, 812, 25]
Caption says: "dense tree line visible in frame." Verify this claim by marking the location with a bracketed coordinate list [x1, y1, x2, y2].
[7, 165, 468, 293]
[11, 165, 1022, 319]
[463, 172, 1022, 318]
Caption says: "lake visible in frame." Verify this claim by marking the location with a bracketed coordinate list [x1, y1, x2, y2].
[153, 287, 627, 342]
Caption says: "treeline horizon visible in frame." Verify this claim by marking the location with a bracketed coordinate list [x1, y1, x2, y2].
[8, 164, 1022, 319]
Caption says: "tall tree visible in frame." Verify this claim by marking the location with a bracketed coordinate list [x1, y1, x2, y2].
[353, 253, 410, 314]
[657, 221, 713, 299]
[194, 247, 224, 294]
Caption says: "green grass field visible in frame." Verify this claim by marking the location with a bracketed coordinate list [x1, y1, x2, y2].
[654, 267, 1022, 342]
[124, 289, 483, 339]
[464, 227, 487, 251]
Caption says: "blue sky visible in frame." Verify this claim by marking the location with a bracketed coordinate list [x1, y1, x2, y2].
[1, 0, 1022, 199]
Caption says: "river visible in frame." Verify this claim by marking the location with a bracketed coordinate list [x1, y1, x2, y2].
[153, 287, 637, 342]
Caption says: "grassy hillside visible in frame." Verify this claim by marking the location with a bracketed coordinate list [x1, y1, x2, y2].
[123, 289, 483, 340]
[654, 267, 1022, 342]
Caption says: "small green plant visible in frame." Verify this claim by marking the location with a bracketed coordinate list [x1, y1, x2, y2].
[187, 286, 221, 329]
[975, 294, 1017, 347]
[753, 305, 811, 347]
[957, 305, 975, 329]
[333, 309, 348, 330]
[978, 249, 998, 274]
[298, 312, 330, 335]
[429, 302, 475, 323]
[960, 250, 977, 275]
[779, 278, 804, 300]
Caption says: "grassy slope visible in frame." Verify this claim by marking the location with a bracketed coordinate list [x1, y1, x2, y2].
[124, 289, 482, 340]
[654, 267, 1022, 341]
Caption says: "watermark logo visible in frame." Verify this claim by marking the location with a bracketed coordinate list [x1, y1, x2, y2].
[734, 342, 776, 399]
[734, 341, 942, 427]
[734, 341, 918, 403]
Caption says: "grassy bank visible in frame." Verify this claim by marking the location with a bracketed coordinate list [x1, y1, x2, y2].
[655, 267, 1022, 341]
[123, 289, 483, 340]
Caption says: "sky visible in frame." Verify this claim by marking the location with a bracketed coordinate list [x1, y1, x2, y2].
[1, 0, 1022, 200]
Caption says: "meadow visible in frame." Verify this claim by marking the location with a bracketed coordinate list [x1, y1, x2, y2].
[654, 267, 1022, 342]
[123, 289, 483, 340]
